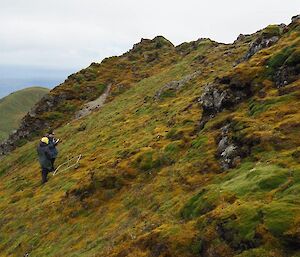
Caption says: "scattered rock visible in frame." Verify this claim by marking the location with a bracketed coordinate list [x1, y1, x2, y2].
[154, 71, 201, 100]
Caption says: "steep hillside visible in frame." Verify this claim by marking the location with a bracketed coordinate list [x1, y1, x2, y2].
[0, 36, 182, 154]
[0, 87, 49, 142]
[0, 16, 299, 257]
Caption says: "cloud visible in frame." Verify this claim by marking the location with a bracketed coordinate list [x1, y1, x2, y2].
[0, 0, 299, 92]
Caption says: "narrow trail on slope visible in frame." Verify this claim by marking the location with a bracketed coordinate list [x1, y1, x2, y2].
[75, 84, 112, 119]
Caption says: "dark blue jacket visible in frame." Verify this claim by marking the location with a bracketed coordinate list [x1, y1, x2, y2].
[37, 142, 52, 170]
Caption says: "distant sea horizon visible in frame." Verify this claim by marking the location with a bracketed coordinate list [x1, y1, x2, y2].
[0, 80, 56, 98]
[0, 65, 77, 98]
[0, 81, 54, 99]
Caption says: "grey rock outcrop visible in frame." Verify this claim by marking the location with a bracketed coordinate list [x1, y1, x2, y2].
[243, 36, 279, 61]
[215, 121, 261, 170]
[216, 124, 240, 170]
[197, 78, 251, 130]
[154, 71, 201, 100]
[273, 65, 300, 88]
[198, 85, 232, 114]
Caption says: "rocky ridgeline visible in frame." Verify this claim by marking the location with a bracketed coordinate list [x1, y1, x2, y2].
[0, 36, 178, 155]
[236, 15, 299, 63]
[1, 16, 299, 156]
[175, 38, 219, 56]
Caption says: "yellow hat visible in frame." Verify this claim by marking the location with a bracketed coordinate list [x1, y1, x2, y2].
[41, 137, 49, 144]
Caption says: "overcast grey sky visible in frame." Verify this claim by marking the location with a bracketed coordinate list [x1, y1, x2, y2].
[0, 0, 299, 97]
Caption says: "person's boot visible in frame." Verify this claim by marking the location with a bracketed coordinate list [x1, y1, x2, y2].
[41, 179, 47, 185]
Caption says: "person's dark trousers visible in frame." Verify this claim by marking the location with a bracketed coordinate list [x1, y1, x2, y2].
[41, 167, 49, 184]
[50, 158, 56, 172]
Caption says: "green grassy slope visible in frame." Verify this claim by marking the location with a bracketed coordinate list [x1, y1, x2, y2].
[0, 87, 49, 141]
[0, 20, 299, 257]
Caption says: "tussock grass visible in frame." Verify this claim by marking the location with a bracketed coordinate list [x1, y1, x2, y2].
[0, 22, 300, 256]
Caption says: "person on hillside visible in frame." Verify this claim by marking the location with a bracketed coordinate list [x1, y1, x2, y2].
[46, 130, 59, 171]
[37, 137, 52, 184]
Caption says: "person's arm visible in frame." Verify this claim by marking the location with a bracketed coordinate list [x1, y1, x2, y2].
[53, 137, 60, 145]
